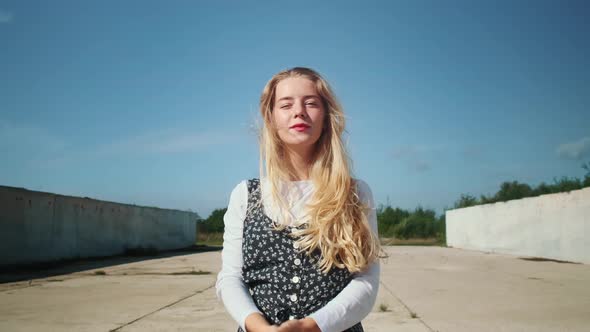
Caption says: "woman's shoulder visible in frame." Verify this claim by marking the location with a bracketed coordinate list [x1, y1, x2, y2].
[225, 180, 253, 223]
[353, 178, 372, 194]
[231, 179, 248, 190]
[228, 178, 265, 205]
[353, 178, 371, 190]
[227, 180, 249, 204]
[353, 178, 375, 209]
[230, 178, 260, 193]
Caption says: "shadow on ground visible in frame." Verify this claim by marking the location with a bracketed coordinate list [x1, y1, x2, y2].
[0, 245, 222, 284]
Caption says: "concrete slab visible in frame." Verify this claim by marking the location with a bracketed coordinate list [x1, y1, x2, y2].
[0, 269, 215, 331]
[0, 246, 588, 331]
[380, 246, 590, 332]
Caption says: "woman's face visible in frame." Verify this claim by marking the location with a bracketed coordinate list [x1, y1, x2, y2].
[272, 76, 325, 154]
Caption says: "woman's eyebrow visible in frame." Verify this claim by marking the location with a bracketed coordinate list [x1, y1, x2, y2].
[276, 97, 294, 103]
[276, 95, 320, 103]
[303, 95, 320, 100]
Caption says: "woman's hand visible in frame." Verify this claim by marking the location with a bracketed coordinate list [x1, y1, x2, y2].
[244, 313, 279, 332]
[277, 318, 321, 332]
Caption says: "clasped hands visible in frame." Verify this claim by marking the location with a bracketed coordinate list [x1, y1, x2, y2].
[245, 313, 321, 332]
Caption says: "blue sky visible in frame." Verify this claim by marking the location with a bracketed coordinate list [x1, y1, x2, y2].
[1, 1, 589, 218]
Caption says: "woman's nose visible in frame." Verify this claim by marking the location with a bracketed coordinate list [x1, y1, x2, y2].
[293, 101, 306, 117]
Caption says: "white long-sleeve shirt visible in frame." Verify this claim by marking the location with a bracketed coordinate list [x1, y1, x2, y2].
[215, 178, 380, 332]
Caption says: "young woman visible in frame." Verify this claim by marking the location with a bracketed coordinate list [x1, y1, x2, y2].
[215, 67, 381, 332]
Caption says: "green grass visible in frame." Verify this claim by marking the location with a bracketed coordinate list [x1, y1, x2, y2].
[380, 237, 446, 246]
[196, 232, 224, 246]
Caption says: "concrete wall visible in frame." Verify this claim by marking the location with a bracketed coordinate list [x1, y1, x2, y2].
[0, 185, 199, 267]
[446, 187, 590, 264]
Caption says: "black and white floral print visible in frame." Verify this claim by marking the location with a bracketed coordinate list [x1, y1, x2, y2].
[237, 178, 363, 332]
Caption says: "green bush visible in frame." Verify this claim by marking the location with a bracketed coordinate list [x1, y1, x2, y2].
[494, 181, 533, 202]
[436, 214, 446, 243]
[376, 206, 442, 240]
[393, 213, 437, 239]
[451, 165, 590, 210]
[550, 176, 582, 193]
[377, 205, 409, 237]
[198, 208, 227, 233]
[532, 182, 552, 196]
[454, 194, 478, 209]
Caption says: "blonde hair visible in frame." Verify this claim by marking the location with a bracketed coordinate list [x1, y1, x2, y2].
[257, 67, 380, 273]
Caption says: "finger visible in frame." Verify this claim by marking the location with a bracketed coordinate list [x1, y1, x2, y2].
[277, 320, 299, 332]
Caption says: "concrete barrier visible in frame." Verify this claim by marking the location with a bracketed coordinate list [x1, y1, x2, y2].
[446, 187, 590, 264]
[0, 185, 199, 267]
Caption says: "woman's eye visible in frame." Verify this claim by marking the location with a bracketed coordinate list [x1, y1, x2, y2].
[306, 102, 317, 107]
[280, 104, 292, 109]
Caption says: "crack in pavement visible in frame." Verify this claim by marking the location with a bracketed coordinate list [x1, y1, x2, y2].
[379, 281, 437, 332]
[0, 279, 53, 292]
[109, 283, 216, 332]
[1, 270, 211, 293]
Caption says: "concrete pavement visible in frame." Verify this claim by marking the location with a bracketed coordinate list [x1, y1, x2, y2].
[1, 246, 588, 331]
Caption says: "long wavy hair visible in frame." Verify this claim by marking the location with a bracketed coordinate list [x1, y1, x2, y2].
[257, 67, 380, 273]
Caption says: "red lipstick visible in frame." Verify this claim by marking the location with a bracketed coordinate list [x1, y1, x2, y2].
[290, 123, 310, 132]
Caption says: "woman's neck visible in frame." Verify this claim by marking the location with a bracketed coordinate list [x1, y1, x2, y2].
[284, 146, 314, 181]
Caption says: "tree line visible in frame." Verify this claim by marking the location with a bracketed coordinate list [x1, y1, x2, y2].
[379, 164, 589, 241]
[199, 163, 590, 244]
[453, 166, 590, 209]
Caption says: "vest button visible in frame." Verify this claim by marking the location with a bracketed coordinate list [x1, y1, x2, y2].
[294, 258, 301, 266]
[290, 294, 298, 302]
[289, 315, 295, 320]
[293, 242, 300, 249]
[292, 276, 300, 283]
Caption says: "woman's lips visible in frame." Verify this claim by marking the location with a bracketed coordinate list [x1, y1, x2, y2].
[290, 124, 310, 132]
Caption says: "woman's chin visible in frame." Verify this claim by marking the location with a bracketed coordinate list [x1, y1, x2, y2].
[284, 140, 318, 150]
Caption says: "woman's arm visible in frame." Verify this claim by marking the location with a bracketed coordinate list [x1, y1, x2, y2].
[215, 180, 269, 331]
[306, 179, 381, 332]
